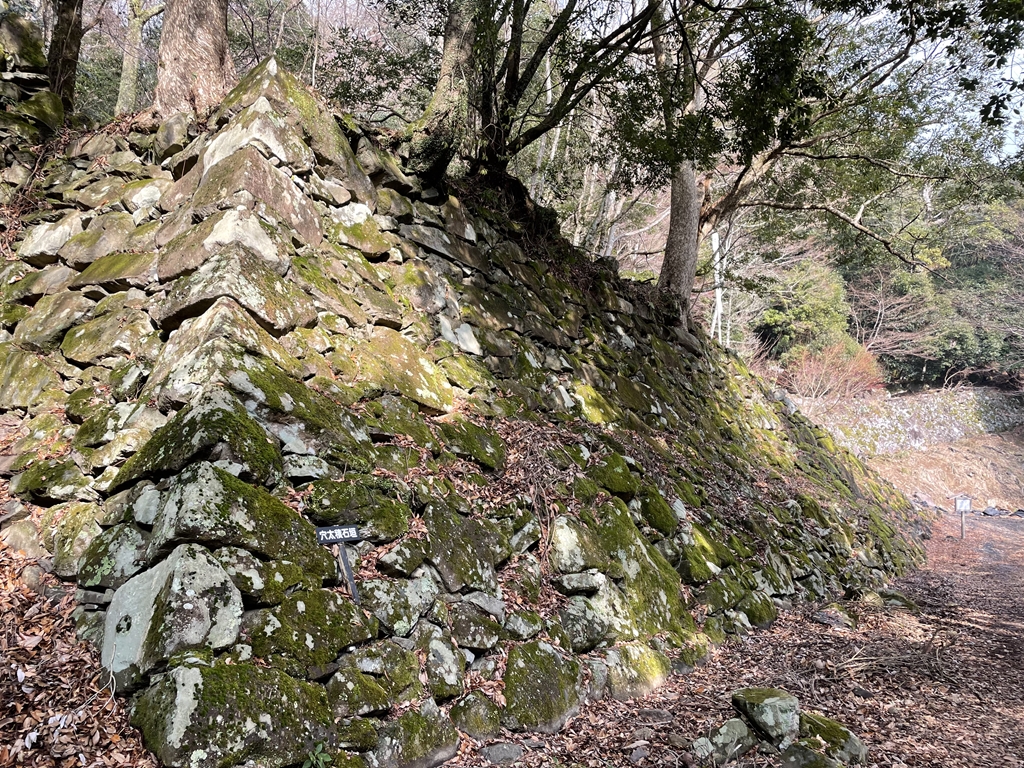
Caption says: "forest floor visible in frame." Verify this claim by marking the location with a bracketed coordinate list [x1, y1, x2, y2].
[3, 507, 1024, 768]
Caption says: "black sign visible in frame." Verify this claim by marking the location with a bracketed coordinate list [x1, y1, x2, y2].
[315, 525, 362, 605]
[316, 525, 361, 544]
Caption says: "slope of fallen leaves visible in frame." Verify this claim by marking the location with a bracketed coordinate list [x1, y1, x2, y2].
[454, 511, 1024, 768]
[0, 544, 157, 768]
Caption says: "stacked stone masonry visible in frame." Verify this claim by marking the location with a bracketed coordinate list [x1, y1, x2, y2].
[0, 56, 923, 768]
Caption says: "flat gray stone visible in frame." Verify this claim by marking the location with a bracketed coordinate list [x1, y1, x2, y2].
[102, 543, 242, 691]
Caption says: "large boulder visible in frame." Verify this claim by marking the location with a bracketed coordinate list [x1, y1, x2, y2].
[132, 661, 336, 768]
[502, 641, 580, 733]
[102, 544, 243, 690]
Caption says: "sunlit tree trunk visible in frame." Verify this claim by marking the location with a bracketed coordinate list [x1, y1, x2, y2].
[115, 0, 164, 116]
[149, 0, 236, 120]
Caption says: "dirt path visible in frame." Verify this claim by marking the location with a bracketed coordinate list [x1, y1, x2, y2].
[458, 512, 1024, 768]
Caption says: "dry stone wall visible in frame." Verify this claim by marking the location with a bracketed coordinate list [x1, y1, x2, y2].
[805, 388, 1024, 457]
[0, 56, 924, 768]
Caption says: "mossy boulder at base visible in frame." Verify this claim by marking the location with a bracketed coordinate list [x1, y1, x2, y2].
[132, 661, 334, 768]
[372, 700, 460, 768]
[733, 687, 801, 747]
[502, 641, 581, 733]
[799, 712, 868, 765]
[102, 544, 242, 691]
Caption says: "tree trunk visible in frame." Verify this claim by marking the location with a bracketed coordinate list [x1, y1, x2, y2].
[406, 0, 476, 181]
[115, 2, 163, 116]
[149, 0, 235, 120]
[47, 0, 84, 114]
[657, 159, 702, 306]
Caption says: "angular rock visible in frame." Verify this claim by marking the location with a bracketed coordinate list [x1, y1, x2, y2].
[103, 544, 242, 690]
[192, 145, 322, 245]
[548, 515, 611, 574]
[0, 342, 61, 409]
[144, 462, 332, 577]
[732, 687, 801, 748]
[112, 388, 283, 490]
[604, 643, 670, 700]
[70, 250, 159, 291]
[450, 691, 501, 739]
[780, 742, 842, 768]
[423, 500, 506, 593]
[690, 718, 758, 765]
[158, 207, 287, 282]
[331, 327, 454, 412]
[75, 177, 126, 209]
[200, 98, 314, 176]
[61, 307, 161, 366]
[502, 640, 580, 733]
[141, 297, 303, 406]
[153, 244, 317, 334]
[559, 596, 611, 653]
[799, 712, 868, 765]
[12, 291, 94, 351]
[58, 212, 134, 269]
[373, 699, 460, 768]
[78, 523, 148, 590]
[17, 213, 83, 266]
[362, 579, 416, 636]
[213, 546, 313, 606]
[214, 58, 375, 205]
[305, 475, 411, 543]
[243, 589, 377, 675]
[132, 661, 334, 768]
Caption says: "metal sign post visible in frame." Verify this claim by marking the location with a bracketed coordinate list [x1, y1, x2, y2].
[954, 496, 972, 540]
[316, 525, 362, 604]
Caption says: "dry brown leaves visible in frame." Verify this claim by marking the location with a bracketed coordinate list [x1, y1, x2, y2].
[0, 544, 156, 768]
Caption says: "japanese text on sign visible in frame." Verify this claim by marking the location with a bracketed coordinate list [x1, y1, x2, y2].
[316, 525, 360, 544]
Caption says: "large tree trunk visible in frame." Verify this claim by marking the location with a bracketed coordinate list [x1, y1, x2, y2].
[657, 160, 702, 308]
[149, 0, 235, 120]
[47, 0, 84, 114]
[115, 1, 164, 116]
[406, 0, 476, 182]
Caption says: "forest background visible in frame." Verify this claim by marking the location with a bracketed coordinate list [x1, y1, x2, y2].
[9, 0, 1024, 411]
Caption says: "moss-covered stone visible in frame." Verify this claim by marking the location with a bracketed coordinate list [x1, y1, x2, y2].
[243, 589, 377, 676]
[438, 416, 506, 470]
[737, 589, 778, 629]
[147, 462, 334, 579]
[39, 501, 102, 578]
[502, 640, 580, 733]
[330, 327, 454, 412]
[373, 700, 460, 768]
[213, 546, 315, 606]
[586, 500, 692, 641]
[112, 387, 283, 491]
[10, 459, 91, 504]
[305, 475, 411, 543]
[78, 523, 147, 590]
[132, 661, 335, 768]
[423, 498, 508, 592]
[587, 453, 640, 498]
[604, 643, 671, 700]
[450, 691, 501, 739]
[638, 485, 679, 536]
[799, 712, 868, 765]
[326, 665, 391, 717]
